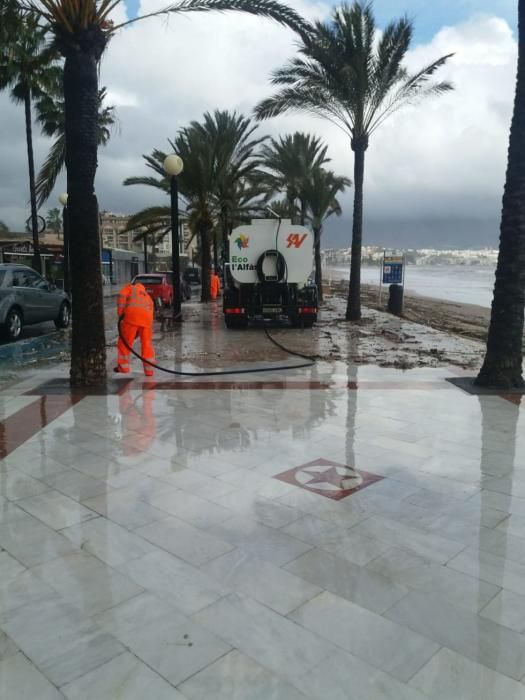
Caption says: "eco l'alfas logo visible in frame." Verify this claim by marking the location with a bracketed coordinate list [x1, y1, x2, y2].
[235, 234, 249, 250]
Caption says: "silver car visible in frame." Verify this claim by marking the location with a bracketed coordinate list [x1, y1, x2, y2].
[0, 264, 71, 341]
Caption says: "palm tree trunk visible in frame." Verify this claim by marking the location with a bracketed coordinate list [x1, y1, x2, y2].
[24, 88, 41, 274]
[64, 49, 106, 386]
[476, 2, 525, 388]
[213, 233, 218, 270]
[314, 227, 323, 303]
[221, 204, 229, 261]
[201, 224, 211, 302]
[300, 198, 307, 226]
[346, 140, 367, 321]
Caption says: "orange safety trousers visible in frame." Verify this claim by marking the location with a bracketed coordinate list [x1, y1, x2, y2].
[117, 320, 155, 377]
[210, 274, 220, 300]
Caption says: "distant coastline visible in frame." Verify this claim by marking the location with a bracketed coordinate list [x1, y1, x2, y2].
[326, 263, 496, 308]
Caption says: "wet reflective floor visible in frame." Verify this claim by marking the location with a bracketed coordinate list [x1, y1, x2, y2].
[1, 360, 525, 699]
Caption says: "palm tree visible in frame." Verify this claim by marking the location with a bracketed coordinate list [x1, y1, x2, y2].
[303, 168, 351, 302]
[26, 0, 310, 386]
[35, 72, 116, 207]
[255, 1, 453, 320]
[195, 110, 268, 256]
[0, 9, 60, 273]
[125, 111, 270, 299]
[261, 132, 329, 224]
[476, 0, 525, 389]
[46, 207, 62, 235]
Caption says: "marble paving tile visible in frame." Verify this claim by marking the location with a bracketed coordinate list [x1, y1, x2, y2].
[0, 628, 18, 661]
[95, 592, 231, 687]
[81, 491, 168, 530]
[193, 592, 335, 685]
[350, 514, 465, 563]
[217, 468, 296, 498]
[179, 649, 309, 700]
[480, 589, 525, 632]
[60, 517, 155, 567]
[15, 454, 71, 481]
[285, 548, 408, 614]
[0, 497, 27, 525]
[136, 515, 234, 566]
[409, 647, 525, 700]
[17, 491, 98, 530]
[105, 476, 178, 503]
[61, 652, 186, 700]
[448, 547, 525, 595]
[198, 515, 313, 567]
[0, 561, 57, 617]
[147, 489, 233, 529]
[0, 515, 78, 567]
[155, 468, 236, 499]
[0, 652, 65, 700]
[425, 514, 525, 564]
[292, 648, 433, 700]
[468, 490, 525, 517]
[280, 513, 341, 542]
[1, 597, 124, 687]
[202, 549, 321, 615]
[117, 549, 228, 615]
[290, 591, 438, 683]
[277, 489, 370, 528]
[484, 476, 525, 500]
[31, 552, 143, 616]
[41, 469, 113, 502]
[366, 547, 500, 612]
[210, 489, 303, 529]
[495, 513, 525, 539]
[0, 470, 50, 501]
[386, 589, 525, 680]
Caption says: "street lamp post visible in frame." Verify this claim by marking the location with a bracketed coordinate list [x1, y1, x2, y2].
[58, 193, 70, 295]
[143, 233, 148, 273]
[163, 154, 184, 321]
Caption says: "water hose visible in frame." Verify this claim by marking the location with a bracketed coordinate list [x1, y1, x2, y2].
[117, 317, 316, 377]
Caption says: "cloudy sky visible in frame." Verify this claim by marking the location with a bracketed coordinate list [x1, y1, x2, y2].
[0, 0, 519, 248]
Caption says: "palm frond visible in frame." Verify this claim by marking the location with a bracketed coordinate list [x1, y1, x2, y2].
[35, 134, 65, 207]
[113, 0, 312, 38]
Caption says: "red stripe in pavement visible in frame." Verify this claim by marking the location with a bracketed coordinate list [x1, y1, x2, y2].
[0, 395, 82, 459]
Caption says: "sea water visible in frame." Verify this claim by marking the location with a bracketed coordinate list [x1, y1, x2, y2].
[327, 264, 496, 308]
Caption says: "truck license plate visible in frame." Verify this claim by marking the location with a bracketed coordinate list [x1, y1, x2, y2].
[263, 306, 282, 313]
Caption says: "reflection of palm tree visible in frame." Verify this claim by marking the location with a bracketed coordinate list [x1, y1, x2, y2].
[475, 394, 520, 655]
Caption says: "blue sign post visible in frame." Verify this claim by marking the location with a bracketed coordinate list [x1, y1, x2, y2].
[379, 252, 405, 306]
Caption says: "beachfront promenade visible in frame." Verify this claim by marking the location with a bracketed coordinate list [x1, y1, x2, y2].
[1, 307, 525, 699]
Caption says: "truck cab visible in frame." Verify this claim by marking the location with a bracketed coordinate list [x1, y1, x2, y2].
[223, 219, 318, 329]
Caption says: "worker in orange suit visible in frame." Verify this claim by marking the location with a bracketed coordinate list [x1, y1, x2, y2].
[210, 269, 220, 300]
[115, 279, 155, 377]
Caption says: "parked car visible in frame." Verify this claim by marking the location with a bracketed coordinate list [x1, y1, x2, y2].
[132, 272, 174, 308]
[0, 264, 71, 341]
[183, 267, 201, 285]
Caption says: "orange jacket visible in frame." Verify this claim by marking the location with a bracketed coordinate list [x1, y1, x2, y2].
[117, 283, 154, 327]
[210, 274, 220, 297]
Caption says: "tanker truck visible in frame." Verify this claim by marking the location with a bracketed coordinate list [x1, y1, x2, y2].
[222, 219, 318, 329]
